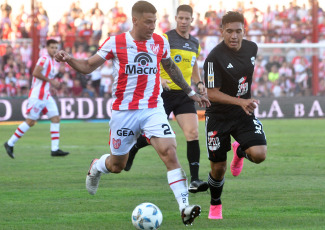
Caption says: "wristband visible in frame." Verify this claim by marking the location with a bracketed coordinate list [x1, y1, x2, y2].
[196, 81, 204, 87]
[187, 90, 196, 97]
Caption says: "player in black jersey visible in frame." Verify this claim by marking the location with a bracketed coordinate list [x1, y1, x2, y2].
[203, 11, 267, 219]
[124, 4, 209, 194]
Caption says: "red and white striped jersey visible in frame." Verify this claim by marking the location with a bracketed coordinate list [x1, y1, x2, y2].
[28, 54, 56, 100]
[97, 32, 170, 110]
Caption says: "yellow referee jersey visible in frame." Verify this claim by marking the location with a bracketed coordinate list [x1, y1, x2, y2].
[161, 29, 201, 90]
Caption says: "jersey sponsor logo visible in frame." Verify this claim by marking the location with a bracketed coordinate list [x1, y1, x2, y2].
[227, 63, 234, 69]
[112, 138, 121, 149]
[125, 52, 158, 75]
[236, 76, 248, 97]
[207, 131, 220, 151]
[117, 128, 135, 136]
[251, 57, 255, 66]
[183, 43, 192, 50]
[150, 44, 160, 55]
[207, 62, 214, 88]
[174, 54, 182, 63]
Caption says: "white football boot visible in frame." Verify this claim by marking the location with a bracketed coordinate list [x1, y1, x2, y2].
[86, 159, 101, 195]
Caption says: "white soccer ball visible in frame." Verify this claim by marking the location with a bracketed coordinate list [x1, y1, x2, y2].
[131, 202, 163, 230]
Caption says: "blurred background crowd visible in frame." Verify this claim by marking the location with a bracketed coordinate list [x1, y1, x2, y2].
[1, 0, 325, 98]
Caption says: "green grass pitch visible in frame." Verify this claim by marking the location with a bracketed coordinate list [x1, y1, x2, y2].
[1, 119, 325, 229]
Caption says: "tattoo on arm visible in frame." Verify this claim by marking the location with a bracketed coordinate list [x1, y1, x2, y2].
[161, 58, 192, 94]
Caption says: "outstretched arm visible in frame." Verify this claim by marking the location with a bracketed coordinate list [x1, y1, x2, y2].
[54, 51, 105, 74]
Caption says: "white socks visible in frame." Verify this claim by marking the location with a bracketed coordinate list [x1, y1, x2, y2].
[8, 122, 30, 146]
[96, 154, 110, 173]
[167, 168, 189, 212]
[50, 123, 60, 151]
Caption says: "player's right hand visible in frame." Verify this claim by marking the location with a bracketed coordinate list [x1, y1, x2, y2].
[54, 50, 71, 63]
[190, 93, 211, 108]
[240, 98, 259, 115]
[161, 79, 171, 91]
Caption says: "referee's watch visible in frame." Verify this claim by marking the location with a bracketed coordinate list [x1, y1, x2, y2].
[196, 81, 204, 87]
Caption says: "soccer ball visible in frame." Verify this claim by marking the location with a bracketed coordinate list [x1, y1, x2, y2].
[131, 202, 163, 230]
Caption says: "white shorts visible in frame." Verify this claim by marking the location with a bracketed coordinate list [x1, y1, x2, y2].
[26, 96, 59, 120]
[109, 106, 175, 156]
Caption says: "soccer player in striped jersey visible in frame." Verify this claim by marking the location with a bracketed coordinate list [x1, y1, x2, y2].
[125, 4, 209, 194]
[4, 39, 69, 158]
[54, 1, 209, 226]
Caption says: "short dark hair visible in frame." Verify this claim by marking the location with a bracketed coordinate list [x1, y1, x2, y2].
[221, 11, 245, 27]
[132, 1, 157, 17]
[177, 4, 193, 16]
[46, 39, 59, 46]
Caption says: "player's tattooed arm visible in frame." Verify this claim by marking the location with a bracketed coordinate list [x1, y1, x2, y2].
[161, 57, 192, 94]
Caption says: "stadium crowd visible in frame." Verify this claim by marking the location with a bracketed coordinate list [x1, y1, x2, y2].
[1, 0, 325, 98]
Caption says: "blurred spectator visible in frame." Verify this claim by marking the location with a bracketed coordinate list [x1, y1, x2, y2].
[247, 23, 263, 43]
[1, 22, 12, 39]
[1, 0, 12, 19]
[292, 56, 310, 95]
[0, 77, 6, 96]
[16, 67, 29, 97]
[90, 64, 101, 97]
[265, 56, 281, 72]
[318, 78, 325, 96]
[83, 81, 96, 97]
[88, 37, 99, 55]
[74, 44, 88, 59]
[71, 79, 83, 97]
[99, 61, 114, 97]
[20, 42, 32, 68]
[268, 64, 280, 83]
[271, 79, 284, 97]
[159, 11, 171, 34]
[90, 8, 104, 42]
[77, 22, 93, 46]
[90, 2, 103, 15]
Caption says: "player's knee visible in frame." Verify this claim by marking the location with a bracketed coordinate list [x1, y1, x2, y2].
[109, 165, 124, 173]
[252, 151, 266, 164]
[50, 116, 60, 123]
[185, 129, 199, 141]
[26, 119, 36, 127]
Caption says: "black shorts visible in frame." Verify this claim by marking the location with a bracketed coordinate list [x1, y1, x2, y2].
[161, 90, 196, 117]
[205, 113, 267, 162]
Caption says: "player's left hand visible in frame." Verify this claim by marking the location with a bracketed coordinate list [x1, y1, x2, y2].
[190, 93, 211, 107]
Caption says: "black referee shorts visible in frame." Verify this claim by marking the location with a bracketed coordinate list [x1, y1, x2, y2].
[161, 90, 196, 117]
[205, 113, 267, 162]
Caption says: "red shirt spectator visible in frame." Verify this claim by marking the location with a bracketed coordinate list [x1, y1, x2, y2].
[71, 79, 83, 97]
[2, 22, 12, 40]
